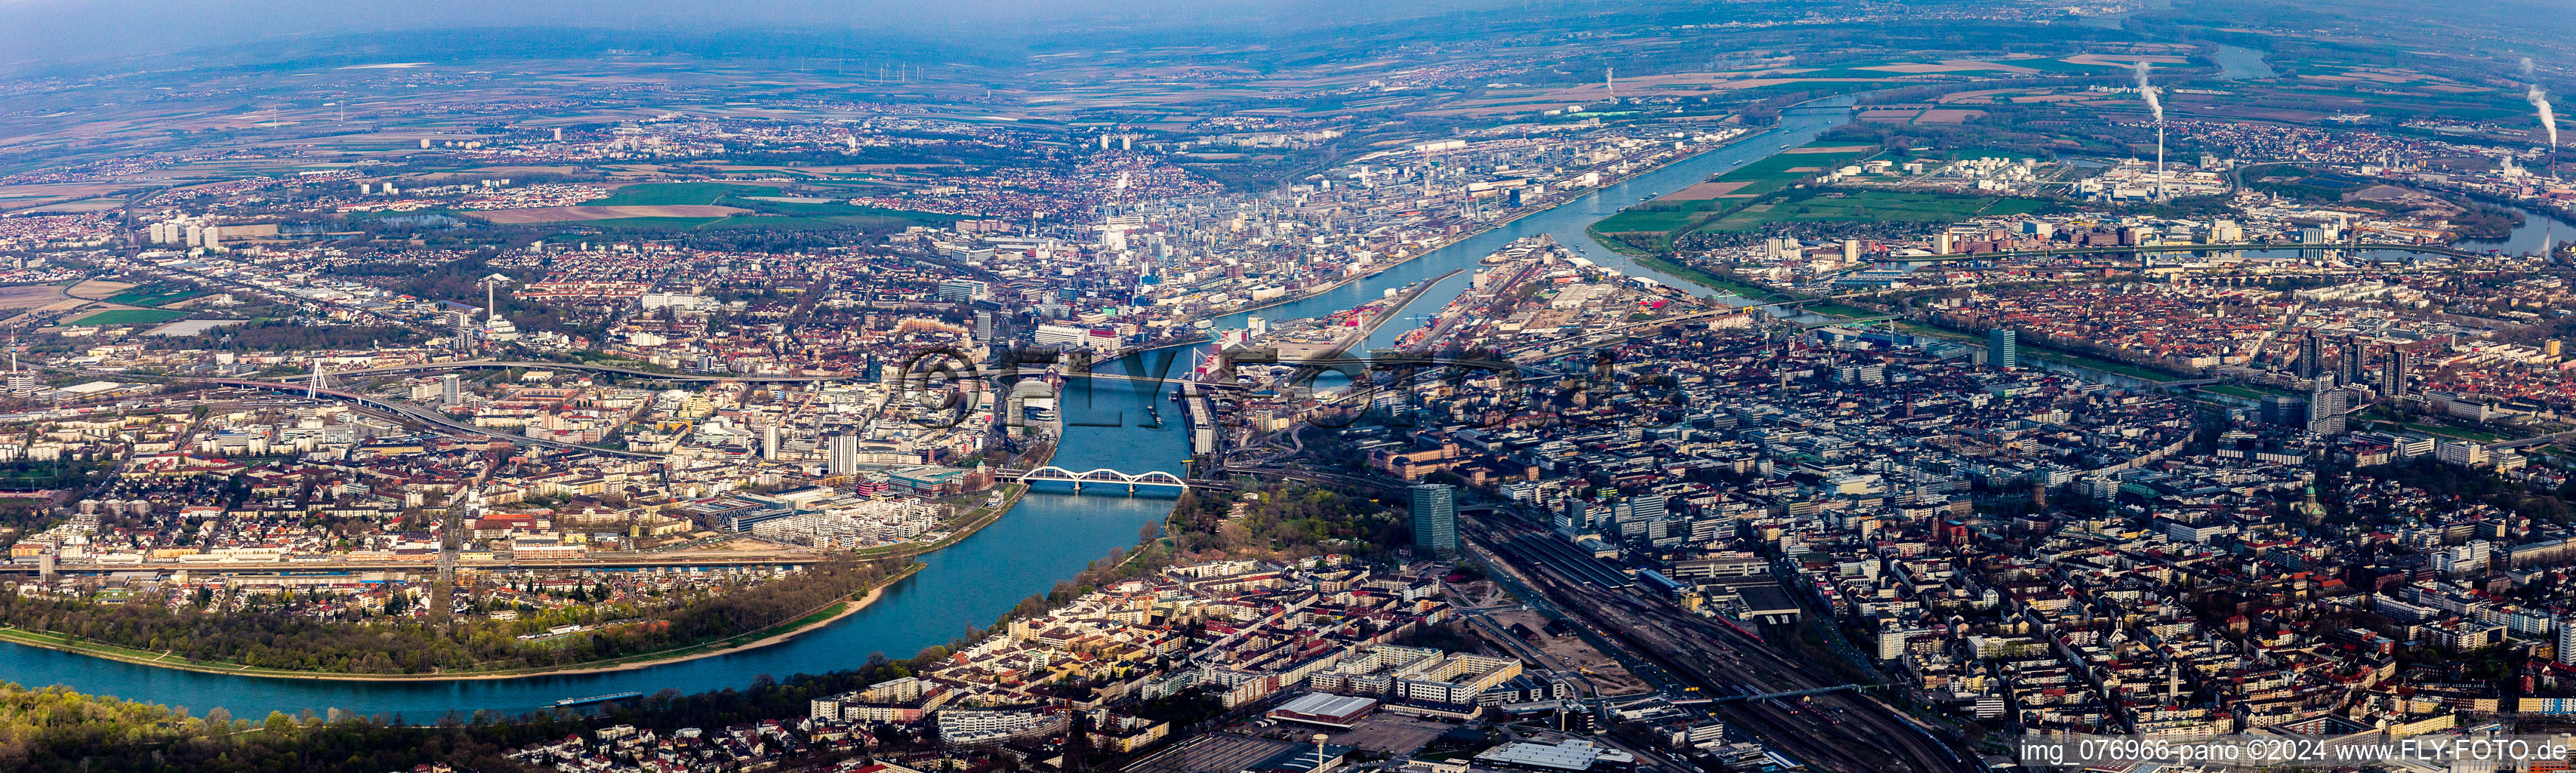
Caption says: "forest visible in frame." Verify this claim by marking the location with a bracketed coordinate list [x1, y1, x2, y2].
[148, 320, 423, 353]
[1163, 480, 1405, 561]
[319, 254, 597, 337]
[0, 557, 903, 674]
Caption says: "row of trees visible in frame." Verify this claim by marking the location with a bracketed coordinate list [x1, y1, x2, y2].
[0, 557, 904, 674]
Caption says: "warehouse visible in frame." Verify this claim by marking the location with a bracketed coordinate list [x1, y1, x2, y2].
[1267, 692, 1380, 728]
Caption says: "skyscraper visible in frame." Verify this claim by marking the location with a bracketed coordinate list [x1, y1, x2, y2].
[827, 433, 860, 476]
[2380, 345, 2413, 398]
[2338, 336, 2365, 387]
[2295, 331, 2322, 380]
[1987, 328, 2018, 370]
[1410, 484, 1458, 560]
[439, 374, 461, 406]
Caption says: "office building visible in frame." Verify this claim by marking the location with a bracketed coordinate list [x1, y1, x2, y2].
[937, 279, 989, 303]
[2259, 394, 2308, 427]
[1410, 484, 1457, 559]
[1986, 328, 2018, 370]
[439, 374, 461, 406]
[1613, 494, 1668, 538]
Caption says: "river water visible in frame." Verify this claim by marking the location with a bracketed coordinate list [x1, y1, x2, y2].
[0, 103, 1856, 720]
[0, 416, 1185, 719]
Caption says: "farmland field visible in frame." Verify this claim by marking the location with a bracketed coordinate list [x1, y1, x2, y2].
[582, 181, 786, 206]
[104, 283, 205, 306]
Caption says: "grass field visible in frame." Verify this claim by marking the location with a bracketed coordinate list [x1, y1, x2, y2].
[2201, 383, 2303, 400]
[1587, 142, 1881, 239]
[584, 181, 786, 206]
[104, 283, 205, 306]
[2025, 348, 2187, 382]
[1631, 254, 1758, 295]
[552, 183, 960, 231]
[2377, 420, 2507, 442]
[72, 309, 186, 326]
[575, 211, 955, 232]
[1699, 189, 2052, 231]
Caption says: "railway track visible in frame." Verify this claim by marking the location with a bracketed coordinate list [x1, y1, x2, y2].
[1460, 510, 1979, 773]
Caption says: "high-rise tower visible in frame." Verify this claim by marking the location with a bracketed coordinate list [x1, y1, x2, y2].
[1410, 484, 1457, 559]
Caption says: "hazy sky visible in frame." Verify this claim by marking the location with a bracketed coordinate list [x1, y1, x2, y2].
[0, 0, 1478, 73]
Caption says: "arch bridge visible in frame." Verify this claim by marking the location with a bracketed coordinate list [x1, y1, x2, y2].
[1004, 466, 1195, 493]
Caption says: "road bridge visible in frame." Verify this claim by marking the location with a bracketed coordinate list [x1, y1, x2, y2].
[1716, 683, 1874, 702]
[994, 466, 1233, 492]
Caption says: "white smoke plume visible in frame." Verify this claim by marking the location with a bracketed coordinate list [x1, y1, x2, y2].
[2524, 57, 2538, 77]
[2531, 83, 2559, 149]
[2132, 60, 2162, 123]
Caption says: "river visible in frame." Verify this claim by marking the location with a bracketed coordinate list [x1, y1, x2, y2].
[0, 416, 1186, 719]
[0, 103, 1857, 721]
[1216, 95, 1858, 345]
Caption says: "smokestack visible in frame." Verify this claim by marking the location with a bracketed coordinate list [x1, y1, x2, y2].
[2530, 84, 2559, 163]
[2133, 61, 2165, 199]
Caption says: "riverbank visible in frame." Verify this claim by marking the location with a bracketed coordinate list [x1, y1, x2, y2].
[0, 562, 925, 682]
[1205, 128, 1770, 323]
[853, 482, 1031, 561]
[1625, 254, 1891, 319]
